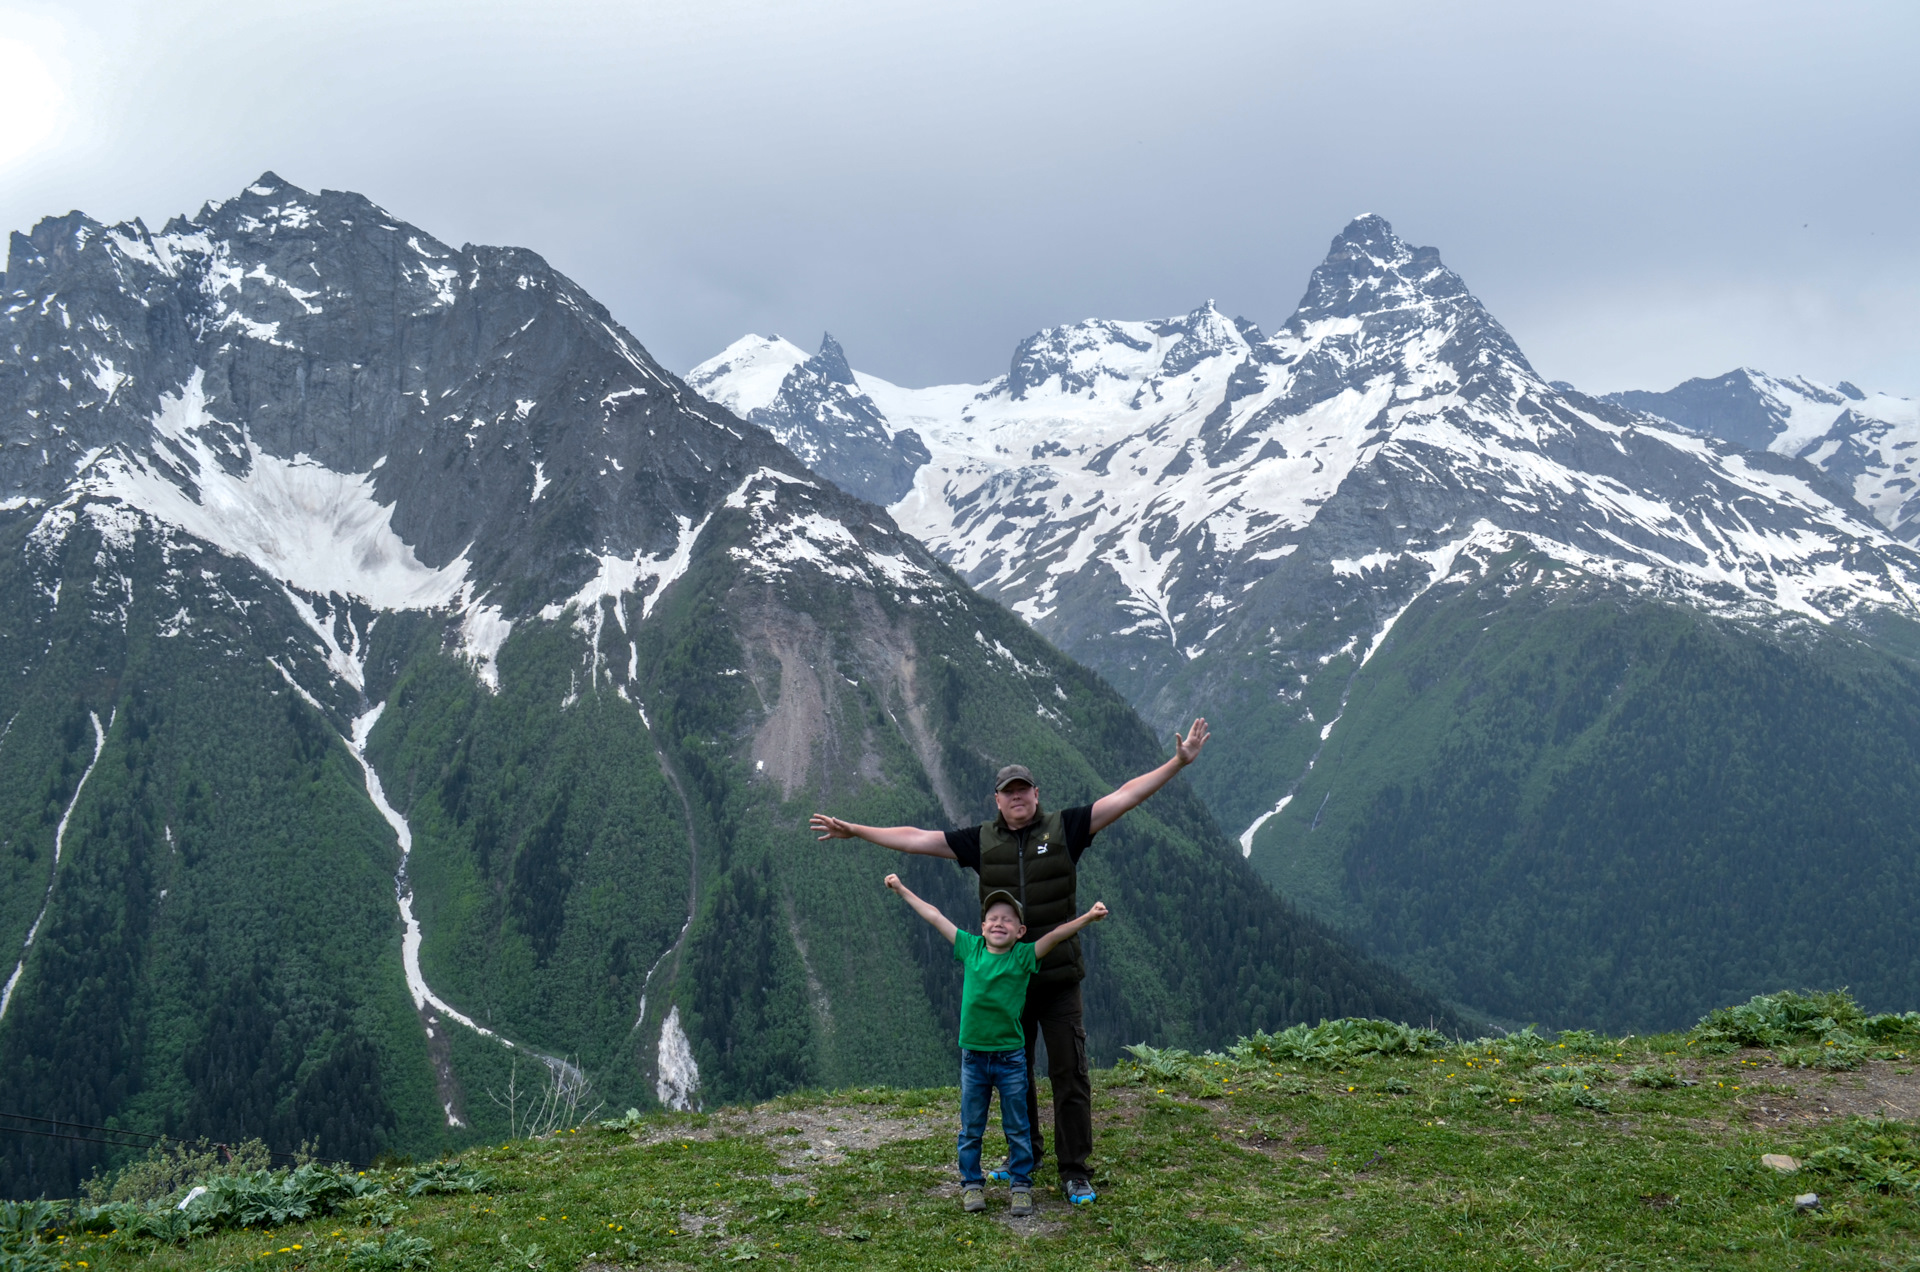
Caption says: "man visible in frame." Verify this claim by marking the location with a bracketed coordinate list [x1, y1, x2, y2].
[810, 717, 1209, 1206]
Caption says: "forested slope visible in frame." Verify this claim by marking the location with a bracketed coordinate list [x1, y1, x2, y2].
[1250, 544, 1920, 1031]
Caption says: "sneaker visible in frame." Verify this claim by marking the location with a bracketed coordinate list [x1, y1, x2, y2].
[1065, 1178, 1097, 1205]
[962, 1186, 986, 1213]
[986, 1168, 1011, 1183]
[1009, 1187, 1033, 1217]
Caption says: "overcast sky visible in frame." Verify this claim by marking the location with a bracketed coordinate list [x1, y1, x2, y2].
[2, 0, 1915, 395]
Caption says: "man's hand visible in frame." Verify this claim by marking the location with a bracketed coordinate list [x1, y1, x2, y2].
[1086, 901, 1109, 922]
[1090, 716, 1212, 834]
[884, 872, 903, 893]
[1176, 717, 1209, 765]
[811, 814, 855, 840]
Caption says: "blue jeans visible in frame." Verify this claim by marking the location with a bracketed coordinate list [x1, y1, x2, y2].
[958, 1047, 1035, 1189]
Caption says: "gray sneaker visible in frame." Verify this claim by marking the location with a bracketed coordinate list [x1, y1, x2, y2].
[1009, 1187, 1033, 1217]
[1065, 1178, 1097, 1205]
[962, 1185, 986, 1213]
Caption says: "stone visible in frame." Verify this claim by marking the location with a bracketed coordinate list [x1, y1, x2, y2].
[1794, 1193, 1820, 1211]
[1760, 1153, 1800, 1173]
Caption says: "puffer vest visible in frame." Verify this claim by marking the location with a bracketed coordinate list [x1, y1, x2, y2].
[977, 807, 1081, 986]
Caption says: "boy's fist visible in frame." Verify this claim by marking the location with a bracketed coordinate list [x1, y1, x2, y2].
[884, 873, 902, 892]
[1087, 901, 1109, 921]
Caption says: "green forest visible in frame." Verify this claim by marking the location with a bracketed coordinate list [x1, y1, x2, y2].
[1249, 545, 1920, 1031]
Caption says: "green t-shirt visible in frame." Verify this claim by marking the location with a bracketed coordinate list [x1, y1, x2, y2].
[953, 930, 1040, 1052]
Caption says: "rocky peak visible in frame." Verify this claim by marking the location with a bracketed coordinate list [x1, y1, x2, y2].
[1159, 300, 1250, 377]
[1289, 214, 1471, 325]
[803, 332, 857, 386]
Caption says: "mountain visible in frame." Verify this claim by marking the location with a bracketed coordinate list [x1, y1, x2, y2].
[1607, 369, 1920, 542]
[0, 176, 1445, 1198]
[689, 332, 930, 506]
[693, 215, 1920, 1033]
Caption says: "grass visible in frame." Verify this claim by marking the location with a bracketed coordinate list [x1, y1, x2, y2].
[22, 997, 1920, 1271]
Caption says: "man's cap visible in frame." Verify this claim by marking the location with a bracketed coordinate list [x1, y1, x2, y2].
[981, 889, 1024, 922]
[994, 764, 1035, 791]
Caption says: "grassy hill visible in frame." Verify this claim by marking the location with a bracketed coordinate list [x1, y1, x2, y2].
[16, 991, 1920, 1271]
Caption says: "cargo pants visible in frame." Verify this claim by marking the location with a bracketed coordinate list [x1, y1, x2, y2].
[1020, 978, 1092, 1183]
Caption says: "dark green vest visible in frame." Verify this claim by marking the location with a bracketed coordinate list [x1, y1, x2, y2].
[977, 807, 1081, 986]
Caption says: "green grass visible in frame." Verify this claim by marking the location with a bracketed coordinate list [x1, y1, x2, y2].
[30, 999, 1920, 1271]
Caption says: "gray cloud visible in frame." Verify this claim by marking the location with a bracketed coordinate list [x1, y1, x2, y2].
[5, 0, 1916, 395]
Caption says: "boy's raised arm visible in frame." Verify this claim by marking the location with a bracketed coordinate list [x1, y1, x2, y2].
[885, 873, 959, 945]
[1033, 901, 1109, 959]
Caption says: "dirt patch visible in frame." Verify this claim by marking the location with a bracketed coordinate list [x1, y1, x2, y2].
[1731, 1055, 1920, 1126]
[625, 1098, 948, 1172]
[739, 607, 837, 799]
[1217, 1115, 1317, 1161]
[745, 1105, 949, 1170]
[734, 590, 955, 810]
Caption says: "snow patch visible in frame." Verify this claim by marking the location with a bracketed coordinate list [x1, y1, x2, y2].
[1238, 793, 1293, 857]
[88, 371, 470, 616]
[459, 602, 513, 691]
[346, 704, 502, 1040]
[1, 711, 107, 1022]
[656, 1005, 701, 1110]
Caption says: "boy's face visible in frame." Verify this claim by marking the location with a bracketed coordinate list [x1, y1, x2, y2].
[982, 901, 1026, 951]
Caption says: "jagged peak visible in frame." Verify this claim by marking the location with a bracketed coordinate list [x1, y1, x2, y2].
[1290, 214, 1468, 324]
[806, 332, 857, 386]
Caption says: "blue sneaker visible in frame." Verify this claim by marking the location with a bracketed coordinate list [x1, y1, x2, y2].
[1065, 1178, 1097, 1205]
[986, 1169, 1011, 1183]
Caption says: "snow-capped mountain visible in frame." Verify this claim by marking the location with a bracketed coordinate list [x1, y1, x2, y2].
[1, 176, 1434, 1196]
[1609, 369, 1920, 543]
[692, 215, 1920, 1035]
[1, 173, 953, 694]
[695, 216, 1920, 798]
[689, 332, 930, 505]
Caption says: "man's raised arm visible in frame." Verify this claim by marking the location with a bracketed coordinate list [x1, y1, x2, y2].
[811, 813, 957, 859]
[1088, 717, 1209, 834]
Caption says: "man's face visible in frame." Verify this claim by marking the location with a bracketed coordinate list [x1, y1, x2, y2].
[982, 902, 1026, 951]
[995, 780, 1038, 827]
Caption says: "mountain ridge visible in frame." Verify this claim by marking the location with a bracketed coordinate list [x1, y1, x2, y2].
[0, 176, 1448, 1197]
[693, 215, 1920, 1033]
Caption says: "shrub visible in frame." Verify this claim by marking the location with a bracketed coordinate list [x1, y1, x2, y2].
[1687, 990, 1920, 1070]
[404, 1162, 491, 1197]
[1229, 1018, 1448, 1065]
[1802, 1120, 1920, 1194]
[1629, 1066, 1687, 1088]
[348, 1231, 434, 1270]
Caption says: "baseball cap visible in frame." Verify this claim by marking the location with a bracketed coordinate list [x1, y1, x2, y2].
[981, 889, 1024, 922]
[994, 764, 1035, 791]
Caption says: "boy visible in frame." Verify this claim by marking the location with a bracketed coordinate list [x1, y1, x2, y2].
[884, 871, 1109, 1216]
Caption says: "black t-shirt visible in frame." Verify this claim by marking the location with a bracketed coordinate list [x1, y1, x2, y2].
[945, 805, 1095, 872]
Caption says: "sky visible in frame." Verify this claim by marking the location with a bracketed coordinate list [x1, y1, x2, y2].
[1, 0, 1915, 396]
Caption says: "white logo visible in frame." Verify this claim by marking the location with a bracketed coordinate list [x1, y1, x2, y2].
[1037, 842, 1050, 854]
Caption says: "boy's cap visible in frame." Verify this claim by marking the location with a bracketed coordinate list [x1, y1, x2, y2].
[981, 889, 1024, 922]
[995, 764, 1035, 791]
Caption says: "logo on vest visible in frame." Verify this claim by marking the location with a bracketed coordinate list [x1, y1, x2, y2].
[1037, 841, 1050, 854]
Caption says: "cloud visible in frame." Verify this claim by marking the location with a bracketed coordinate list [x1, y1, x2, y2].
[2, 0, 1915, 397]
[0, 34, 65, 171]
